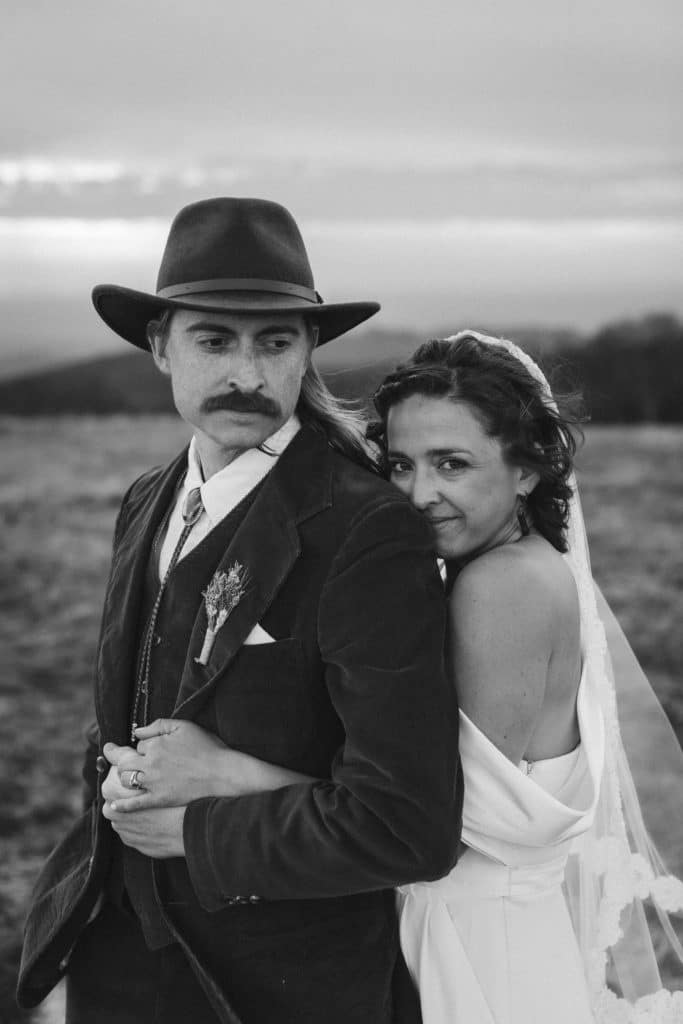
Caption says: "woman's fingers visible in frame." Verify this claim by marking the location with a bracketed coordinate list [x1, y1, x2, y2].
[134, 719, 177, 740]
[116, 749, 145, 771]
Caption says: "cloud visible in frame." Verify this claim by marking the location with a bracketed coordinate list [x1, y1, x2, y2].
[1, 154, 682, 224]
[2, 2, 681, 170]
[0, 159, 128, 187]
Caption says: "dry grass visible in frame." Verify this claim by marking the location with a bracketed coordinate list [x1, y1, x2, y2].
[1, 417, 681, 1020]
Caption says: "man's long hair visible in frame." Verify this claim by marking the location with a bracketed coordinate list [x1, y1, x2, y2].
[297, 361, 377, 472]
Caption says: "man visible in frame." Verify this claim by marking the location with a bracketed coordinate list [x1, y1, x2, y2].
[17, 198, 462, 1023]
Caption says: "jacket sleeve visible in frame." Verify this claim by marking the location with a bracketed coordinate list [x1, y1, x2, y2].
[80, 718, 102, 811]
[183, 497, 463, 910]
[81, 476, 141, 808]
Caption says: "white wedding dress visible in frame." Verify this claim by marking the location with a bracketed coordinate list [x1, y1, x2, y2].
[398, 662, 605, 1024]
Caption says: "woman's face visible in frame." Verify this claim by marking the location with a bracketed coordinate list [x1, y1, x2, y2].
[387, 394, 532, 562]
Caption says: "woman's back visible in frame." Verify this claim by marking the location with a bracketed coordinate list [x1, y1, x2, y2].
[447, 533, 582, 767]
[400, 536, 601, 1024]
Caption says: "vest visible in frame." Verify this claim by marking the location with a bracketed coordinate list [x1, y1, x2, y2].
[107, 485, 261, 948]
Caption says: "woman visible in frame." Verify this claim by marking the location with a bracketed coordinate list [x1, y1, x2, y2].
[372, 332, 683, 1023]
[372, 331, 600, 1023]
[105, 331, 683, 1022]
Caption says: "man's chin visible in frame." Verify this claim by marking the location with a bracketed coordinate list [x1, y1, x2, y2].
[201, 412, 285, 450]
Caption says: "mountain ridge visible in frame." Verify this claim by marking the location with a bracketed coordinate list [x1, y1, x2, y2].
[0, 325, 584, 416]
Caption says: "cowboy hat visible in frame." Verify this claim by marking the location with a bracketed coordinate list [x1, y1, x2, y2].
[92, 197, 380, 349]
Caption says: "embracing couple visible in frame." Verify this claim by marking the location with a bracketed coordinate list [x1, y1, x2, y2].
[17, 199, 683, 1024]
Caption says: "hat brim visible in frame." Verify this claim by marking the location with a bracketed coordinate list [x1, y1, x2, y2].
[92, 285, 380, 350]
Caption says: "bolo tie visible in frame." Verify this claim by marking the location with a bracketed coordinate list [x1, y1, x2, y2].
[129, 486, 204, 743]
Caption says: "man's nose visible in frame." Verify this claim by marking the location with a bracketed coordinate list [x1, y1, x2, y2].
[226, 344, 264, 391]
[407, 469, 440, 511]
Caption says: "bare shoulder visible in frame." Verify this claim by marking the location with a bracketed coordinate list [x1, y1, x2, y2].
[448, 538, 578, 763]
[450, 538, 572, 635]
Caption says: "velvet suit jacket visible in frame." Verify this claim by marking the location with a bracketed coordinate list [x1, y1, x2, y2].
[18, 425, 463, 1020]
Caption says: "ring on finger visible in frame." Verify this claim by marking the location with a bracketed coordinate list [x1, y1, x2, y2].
[120, 768, 145, 790]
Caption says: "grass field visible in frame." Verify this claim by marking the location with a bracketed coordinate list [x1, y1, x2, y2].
[1, 417, 682, 1021]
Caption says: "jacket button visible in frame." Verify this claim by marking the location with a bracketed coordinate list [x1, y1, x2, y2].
[96, 756, 108, 775]
[249, 895, 260, 903]
[59, 956, 69, 971]
[153, 634, 162, 646]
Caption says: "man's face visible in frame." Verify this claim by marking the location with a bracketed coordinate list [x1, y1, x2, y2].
[150, 309, 312, 464]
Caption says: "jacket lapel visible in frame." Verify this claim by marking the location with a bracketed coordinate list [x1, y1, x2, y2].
[174, 426, 333, 719]
[96, 451, 187, 743]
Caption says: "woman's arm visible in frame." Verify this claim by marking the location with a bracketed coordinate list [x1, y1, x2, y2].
[102, 719, 316, 813]
[210, 743, 317, 796]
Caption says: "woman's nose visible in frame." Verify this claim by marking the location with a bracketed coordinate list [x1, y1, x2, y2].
[407, 470, 440, 511]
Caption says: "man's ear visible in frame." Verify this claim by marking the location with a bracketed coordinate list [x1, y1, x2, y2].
[148, 324, 171, 376]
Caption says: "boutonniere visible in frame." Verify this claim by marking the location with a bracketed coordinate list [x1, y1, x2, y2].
[195, 562, 249, 665]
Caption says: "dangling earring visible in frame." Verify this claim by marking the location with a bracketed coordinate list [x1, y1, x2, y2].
[517, 493, 531, 536]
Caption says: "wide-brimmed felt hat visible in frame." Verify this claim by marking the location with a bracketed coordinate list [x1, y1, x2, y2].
[92, 197, 380, 349]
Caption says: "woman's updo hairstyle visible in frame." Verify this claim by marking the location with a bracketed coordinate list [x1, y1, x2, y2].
[371, 333, 580, 553]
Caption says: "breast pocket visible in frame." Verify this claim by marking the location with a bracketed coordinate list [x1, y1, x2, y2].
[213, 638, 312, 766]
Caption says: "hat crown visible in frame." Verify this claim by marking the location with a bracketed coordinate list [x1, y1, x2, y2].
[156, 197, 315, 294]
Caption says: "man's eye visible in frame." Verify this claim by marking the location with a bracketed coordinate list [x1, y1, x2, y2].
[200, 336, 228, 349]
[264, 337, 292, 351]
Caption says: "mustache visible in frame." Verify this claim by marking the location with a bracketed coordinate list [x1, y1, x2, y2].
[202, 391, 281, 417]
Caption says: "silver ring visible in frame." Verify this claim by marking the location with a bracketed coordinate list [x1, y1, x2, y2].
[121, 769, 144, 790]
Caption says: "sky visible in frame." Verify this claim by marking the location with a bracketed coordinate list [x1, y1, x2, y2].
[1, 1, 681, 375]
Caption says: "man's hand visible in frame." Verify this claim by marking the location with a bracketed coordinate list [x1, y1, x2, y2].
[103, 720, 229, 812]
[101, 755, 138, 807]
[102, 802, 186, 859]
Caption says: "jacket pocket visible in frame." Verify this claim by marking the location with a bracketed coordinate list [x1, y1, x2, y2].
[213, 638, 312, 766]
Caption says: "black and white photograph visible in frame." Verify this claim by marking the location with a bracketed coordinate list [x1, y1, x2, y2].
[1, 3, 682, 1022]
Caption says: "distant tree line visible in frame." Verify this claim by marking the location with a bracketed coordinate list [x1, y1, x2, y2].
[0, 313, 681, 422]
[328, 314, 683, 425]
[543, 314, 683, 423]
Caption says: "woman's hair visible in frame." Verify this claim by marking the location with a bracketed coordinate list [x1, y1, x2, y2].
[371, 333, 581, 552]
[147, 311, 377, 472]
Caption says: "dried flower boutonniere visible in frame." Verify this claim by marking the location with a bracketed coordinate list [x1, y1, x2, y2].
[195, 562, 249, 666]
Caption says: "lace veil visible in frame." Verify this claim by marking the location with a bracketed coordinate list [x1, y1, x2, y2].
[446, 330, 683, 1022]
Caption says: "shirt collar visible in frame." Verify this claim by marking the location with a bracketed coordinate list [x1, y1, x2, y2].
[185, 415, 301, 526]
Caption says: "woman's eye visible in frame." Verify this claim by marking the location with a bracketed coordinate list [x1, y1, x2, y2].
[439, 458, 467, 472]
[388, 461, 411, 476]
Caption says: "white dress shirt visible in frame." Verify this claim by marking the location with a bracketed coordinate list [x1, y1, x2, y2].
[157, 415, 301, 580]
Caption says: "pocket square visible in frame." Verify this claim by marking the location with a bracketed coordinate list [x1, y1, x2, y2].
[243, 623, 277, 645]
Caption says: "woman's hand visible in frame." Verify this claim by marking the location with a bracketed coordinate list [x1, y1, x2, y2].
[103, 719, 233, 812]
[102, 719, 317, 814]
